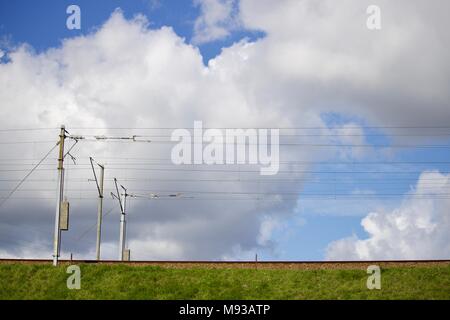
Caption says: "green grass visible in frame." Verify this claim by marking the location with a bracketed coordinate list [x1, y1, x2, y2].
[0, 264, 449, 300]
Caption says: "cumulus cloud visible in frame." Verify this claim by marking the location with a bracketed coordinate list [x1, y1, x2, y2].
[0, 10, 311, 261]
[326, 171, 450, 260]
[0, 240, 51, 259]
[192, 0, 239, 44]
[238, 0, 450, 128]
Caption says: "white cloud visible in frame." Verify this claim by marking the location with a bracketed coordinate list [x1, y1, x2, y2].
[326, 171, 450, 260]
[220, 244, 257, 260]
[0, 240, 50, 259]
[127, 238, 184, 260]
[329, 123, 370, 160]
[0, 10, 310, 261]
[257, 215, 283, 246]
[238, 0, 450, 127]
[192, 0, 238, 44]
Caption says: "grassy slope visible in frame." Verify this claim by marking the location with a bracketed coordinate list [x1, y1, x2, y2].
[0, 264, 449, 300]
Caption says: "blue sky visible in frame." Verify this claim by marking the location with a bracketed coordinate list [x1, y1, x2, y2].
[0, 0, 262, 63]
[0, 0, 449, 261]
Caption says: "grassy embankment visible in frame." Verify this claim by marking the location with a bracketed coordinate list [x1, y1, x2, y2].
[0, 263, 449, 299]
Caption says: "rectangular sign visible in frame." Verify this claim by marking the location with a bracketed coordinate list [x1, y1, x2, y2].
[60, 201, 69, 231]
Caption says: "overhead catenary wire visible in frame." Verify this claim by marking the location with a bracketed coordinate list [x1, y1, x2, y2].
[4, 137, 450, 148]
[0, 142, 59, 209]
[2, 124, 449, 263]
[67, 132, 450, 138]
[74, 207, 115, 242]
[67, 125, 450, 130]
[69, 139, 450, 148]
[2, 167, 448, 174]
[0, 140, 57, 145]
[2, 125, 450, 135]
[3, 159, 450, 166]
[1, 128, 449, 218]
[0, 128, 59, 132]
[2, 195, 450, 200]
[3, 183, 450, 191]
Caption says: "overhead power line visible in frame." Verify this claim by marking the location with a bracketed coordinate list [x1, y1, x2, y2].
[0, 142, 59, 209]
[2, 167, 445, 174]
[3, 160, 450, 166]
[2, 167, 450, 175]
[71, 140, 450, 148]
[74, 207, 115, 242]
[70, 133, 450, 138]
[2, 125, 450, 132]
[68, 125, 450, 130]
[1, 195, 450, 200]
[0, 140, 56, 145]
[0, 128, 58, 132]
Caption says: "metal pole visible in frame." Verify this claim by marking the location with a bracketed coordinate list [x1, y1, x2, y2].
[95, 164, 104, 260]
[53, 125, 66, 266]
[123, 188, 127, 253]
[119, 186, 127, 261]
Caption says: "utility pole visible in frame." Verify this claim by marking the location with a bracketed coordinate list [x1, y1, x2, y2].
[109, 186, 181, 261]
[112, 178, 128, 261]
[53, 125, 66, 266]
[119, 183, 127, 261]
[90, 157, 104, 261]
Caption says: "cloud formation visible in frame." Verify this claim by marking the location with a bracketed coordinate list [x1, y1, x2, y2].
[0, 1, 449, 261]
[192, 0, 238, 44]
[238, 0, 450, 128]
[326, 171, 450, 260]
[0, 10, 308, 261]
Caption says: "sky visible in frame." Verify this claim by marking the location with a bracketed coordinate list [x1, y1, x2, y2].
[0, 0, 449, 261]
